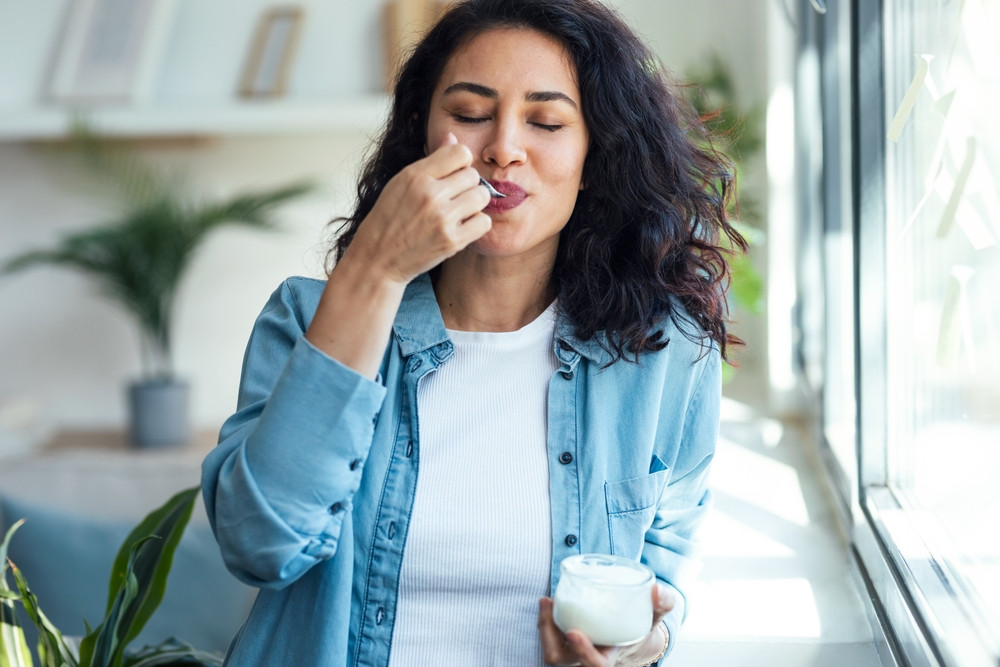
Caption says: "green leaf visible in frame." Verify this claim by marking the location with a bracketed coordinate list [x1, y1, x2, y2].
[721, 360, 736, 384]
[88, 539, 151, 667]
[1, 519, 25, 591]
[729, 252, 764, 315]
[123, 638, 223, 667]
[105, 488, 199, 621]
[0, 617, 34, 667]
[1, 520, 33, 667]
[79, 487, 199, 667]
[10, 565, 78, 667]
[683, 53, 767, 326]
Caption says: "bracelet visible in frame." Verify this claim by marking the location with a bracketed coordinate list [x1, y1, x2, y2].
[637, 622, 668, 666]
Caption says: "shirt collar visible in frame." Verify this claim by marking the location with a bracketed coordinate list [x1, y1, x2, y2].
[392, 273, 610, 365]
[392, 273, 451, 357]
[554, 316, 610, 365]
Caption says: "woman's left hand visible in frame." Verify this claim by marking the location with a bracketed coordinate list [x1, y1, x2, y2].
[537, 584, 673, 666]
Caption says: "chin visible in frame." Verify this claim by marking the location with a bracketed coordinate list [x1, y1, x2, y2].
[468, 239, 522, 258]
[467, 229, 560, 261]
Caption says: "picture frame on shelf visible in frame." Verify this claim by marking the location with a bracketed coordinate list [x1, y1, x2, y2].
[381, 0, 452, 91]
[238, 6, 306, 99]
[46, 0, 176, 105]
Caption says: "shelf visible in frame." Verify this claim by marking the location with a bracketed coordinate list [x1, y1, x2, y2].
[0, 95, 392, 142]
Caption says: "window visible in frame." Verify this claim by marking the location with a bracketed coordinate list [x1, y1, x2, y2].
[880, 0, 1000, 661]
[803, 0, 1000, 664]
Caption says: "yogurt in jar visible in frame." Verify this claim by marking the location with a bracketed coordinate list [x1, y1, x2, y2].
[552, 554, 655, 646]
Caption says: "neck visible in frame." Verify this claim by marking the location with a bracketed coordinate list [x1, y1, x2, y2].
[434, 254, 556, 332]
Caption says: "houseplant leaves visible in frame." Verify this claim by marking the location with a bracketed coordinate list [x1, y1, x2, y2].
[1, 520, 34, 667]
[78, 487, 198, 667]
[2, 487, 222, 667]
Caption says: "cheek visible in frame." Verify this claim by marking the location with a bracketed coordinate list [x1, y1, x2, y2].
[426, 123, 484, 157]
[425, 127, 446, 154]
[425, 111, 455, 153]
[541, 141, 588, 183]
[548, 159, 587, 196]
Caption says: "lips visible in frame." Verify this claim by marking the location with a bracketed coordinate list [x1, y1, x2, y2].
[485, 181, 526, 213]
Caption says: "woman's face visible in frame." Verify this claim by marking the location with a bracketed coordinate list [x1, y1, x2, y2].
[426, 28, 589, 264]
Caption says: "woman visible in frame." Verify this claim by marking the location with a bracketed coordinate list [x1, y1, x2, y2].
[202, 0, 744, 664]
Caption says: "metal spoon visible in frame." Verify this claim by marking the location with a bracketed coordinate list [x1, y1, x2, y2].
[479, 176, 506, 198]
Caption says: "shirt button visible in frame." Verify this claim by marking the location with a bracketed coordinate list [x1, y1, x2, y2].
[562, 370, 575, 380]
[349, 458, 362, 471]
[564, 534, 578, 547]
[388, 521, 397, 539]
[559, 451, 573, 464]
[329, 502, 343, 514]
[376, 607, 386, 625]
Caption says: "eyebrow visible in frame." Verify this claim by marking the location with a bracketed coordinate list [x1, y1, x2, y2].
[442, 81, 579, 109]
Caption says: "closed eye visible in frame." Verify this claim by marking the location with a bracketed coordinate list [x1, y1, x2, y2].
[453, 114, 564, 132]
[454, 114, 489, 124]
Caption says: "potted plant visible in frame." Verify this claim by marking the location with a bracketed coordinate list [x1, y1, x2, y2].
[1, 128, 312, 447]
[684, 53, 766, 381]
[1, 486, 222, 666]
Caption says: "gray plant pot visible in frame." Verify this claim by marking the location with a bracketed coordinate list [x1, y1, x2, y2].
[127, 379, 190, 448]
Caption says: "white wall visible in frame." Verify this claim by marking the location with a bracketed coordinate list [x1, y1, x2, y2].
[0, 133, 371, 431]
[0, 0, 773, 436]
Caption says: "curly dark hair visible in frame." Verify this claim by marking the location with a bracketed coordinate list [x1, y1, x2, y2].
[332, 0, 746, 363]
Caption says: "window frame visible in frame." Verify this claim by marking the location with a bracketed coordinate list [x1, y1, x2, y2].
[801, 0, 1000, 665]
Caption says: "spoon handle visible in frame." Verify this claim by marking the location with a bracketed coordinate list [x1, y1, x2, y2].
[479, 177, 506, 198]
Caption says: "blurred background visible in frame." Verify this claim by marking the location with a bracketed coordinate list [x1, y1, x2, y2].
[0, 1, 997, 665]
[0, 0, 775, 435]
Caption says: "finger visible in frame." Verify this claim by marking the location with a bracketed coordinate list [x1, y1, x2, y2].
[423, 130, 458, 156]
[565, 631, 617, 667]
[423, 138, 474, 179]
[651, 583, 675, 626]
[436, 165, 487, 202]
[446, 175, 493, 215]
[447, 213, 492, 254]
[537, 597, 572, 664]
[416, 174, 491, 235]
[460, 209, 492, 233]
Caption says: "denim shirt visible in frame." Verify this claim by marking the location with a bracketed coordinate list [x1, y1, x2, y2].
[202, 274, 719, 666]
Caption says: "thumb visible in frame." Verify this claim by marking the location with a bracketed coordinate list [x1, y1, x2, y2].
[652, 584, 675, 625]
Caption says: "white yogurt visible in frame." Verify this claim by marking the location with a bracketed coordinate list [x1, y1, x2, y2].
[552, 554, 654, 646]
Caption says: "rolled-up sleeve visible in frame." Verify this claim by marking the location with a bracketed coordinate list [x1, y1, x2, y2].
[645, 347, 720, 660]
[202, 279, 386, 589]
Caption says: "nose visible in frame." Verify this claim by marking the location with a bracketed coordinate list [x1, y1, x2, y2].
[481, 115, 527, 169]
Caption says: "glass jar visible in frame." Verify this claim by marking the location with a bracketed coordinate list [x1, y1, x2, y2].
[552, 553, 655, 646]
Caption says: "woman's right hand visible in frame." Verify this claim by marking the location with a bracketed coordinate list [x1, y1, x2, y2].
[344, 132, 493, 285]
[307, 133, 490, 377]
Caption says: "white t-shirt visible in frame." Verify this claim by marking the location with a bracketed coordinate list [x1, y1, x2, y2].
[389, 301, 559, 666]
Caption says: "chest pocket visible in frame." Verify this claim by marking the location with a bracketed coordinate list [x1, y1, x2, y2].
[604, 459, 672, 561]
